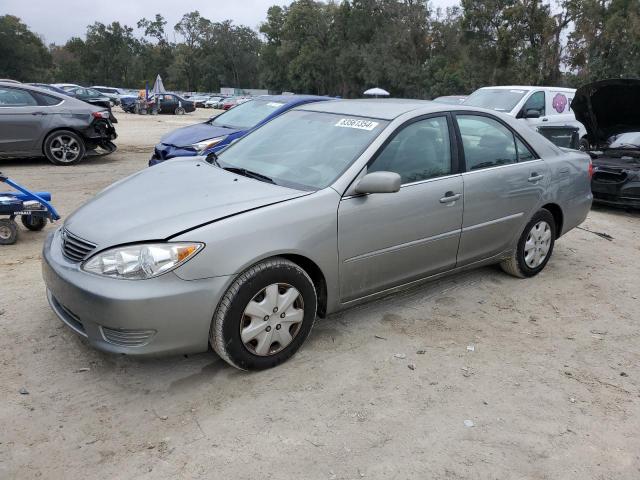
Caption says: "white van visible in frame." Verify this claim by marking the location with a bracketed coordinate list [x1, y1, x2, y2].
[463, 86, 586, 140]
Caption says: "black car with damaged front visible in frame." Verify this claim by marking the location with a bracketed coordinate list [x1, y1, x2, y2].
[572, 79, 640, 208]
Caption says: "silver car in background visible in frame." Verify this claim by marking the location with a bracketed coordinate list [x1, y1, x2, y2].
[42, 99, 592, 370]
[0, 81, 116, 165]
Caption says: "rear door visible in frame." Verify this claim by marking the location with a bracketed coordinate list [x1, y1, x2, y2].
[454, 113, 547, 265]
[338, 114, 464, 302]
[0, 86, 50, 156]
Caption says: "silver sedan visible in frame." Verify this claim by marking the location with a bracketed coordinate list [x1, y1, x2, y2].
[42, 99, 593, 370]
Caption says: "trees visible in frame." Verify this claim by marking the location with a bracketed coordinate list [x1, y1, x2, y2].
[0, 2, 637, 95]
[0, 15, 52, 82]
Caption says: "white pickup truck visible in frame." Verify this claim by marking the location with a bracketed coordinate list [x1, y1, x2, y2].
[463, 86, 586, 147]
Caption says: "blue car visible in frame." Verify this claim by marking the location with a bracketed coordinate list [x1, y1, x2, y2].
[149, 95, 332, 166]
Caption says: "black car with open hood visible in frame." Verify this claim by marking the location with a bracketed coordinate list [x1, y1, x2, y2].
[571, 79, 640, 208]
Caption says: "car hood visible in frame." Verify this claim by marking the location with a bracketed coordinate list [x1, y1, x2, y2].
[159, 122, 238, 147]
[571, 78, 640, 144]
[64, 158, 309, 248]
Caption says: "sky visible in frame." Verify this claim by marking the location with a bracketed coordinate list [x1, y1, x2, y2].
[3, 0, 460, 45]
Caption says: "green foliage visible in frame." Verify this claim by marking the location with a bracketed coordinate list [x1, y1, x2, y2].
[0, 15, 52, 81]
[0, 1, 638, 95]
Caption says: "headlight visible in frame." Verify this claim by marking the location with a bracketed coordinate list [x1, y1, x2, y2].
[191, 136, 226, 153]
[82, 242, 204, 280]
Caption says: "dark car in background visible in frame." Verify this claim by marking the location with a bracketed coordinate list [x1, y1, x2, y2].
[64, 87, 117, 122]
[120, 93, 195, 115]
[149, 95, 332, 166]
[0, 81, 117, 165]
[572, 78, 640, 208]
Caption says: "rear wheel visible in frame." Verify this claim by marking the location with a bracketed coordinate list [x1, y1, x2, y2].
[43, 130, 86, 165]
[0, 219, 18, 245]
[210, 257, 317, 371]
[501, 209, 556, 278]
[21, 215, 46, 231]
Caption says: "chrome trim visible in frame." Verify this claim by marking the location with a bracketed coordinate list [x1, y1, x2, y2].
[344, 228, 461, 263]
[462, 159, 544, 176]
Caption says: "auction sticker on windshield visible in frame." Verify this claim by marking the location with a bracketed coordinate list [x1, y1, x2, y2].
[267, 102, 284, 108]
[335, 118, 379, 131]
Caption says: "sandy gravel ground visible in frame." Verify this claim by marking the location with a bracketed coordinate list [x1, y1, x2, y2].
[1, 109, 639, 480]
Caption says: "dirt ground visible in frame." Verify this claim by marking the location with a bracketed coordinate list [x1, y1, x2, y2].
[1, 108, 639, 480]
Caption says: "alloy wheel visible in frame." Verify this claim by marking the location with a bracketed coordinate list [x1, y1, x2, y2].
[49, 135, 81, 163]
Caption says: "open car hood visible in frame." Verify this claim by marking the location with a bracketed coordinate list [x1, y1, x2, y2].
[571, 79, 640, 145]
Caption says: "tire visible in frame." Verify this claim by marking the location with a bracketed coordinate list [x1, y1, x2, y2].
[21, 215, 46, 231]
[211, 257, 317, 371]
[501, 209, 556, 278]
[175, 106, 185, 115]
[0, 219, 18, 245]
[43, 130, 86, 165]
[579, 137, 590, 151]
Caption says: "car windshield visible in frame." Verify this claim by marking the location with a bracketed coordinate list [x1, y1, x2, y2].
[217, 110, 387, 190]
[210, 99, 287, 130]
[464, 89, 527, 112]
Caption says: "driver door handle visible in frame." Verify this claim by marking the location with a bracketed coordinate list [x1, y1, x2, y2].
[528, 173, 544, 182]
[439, 192, 462, 203]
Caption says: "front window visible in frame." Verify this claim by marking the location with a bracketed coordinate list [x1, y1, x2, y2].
[211, 99, 287, 130]
[464, 89, 527, 112]
[217, 110, 388, 190]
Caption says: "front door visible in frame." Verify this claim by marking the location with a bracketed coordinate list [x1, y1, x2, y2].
[454, 113, 548, 265]
[338, 115, 464, 302]
[0, 86, 48, 156]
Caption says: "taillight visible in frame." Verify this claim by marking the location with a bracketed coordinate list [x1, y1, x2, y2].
[588, 160, 593, 179]
[92, 111, 110, 119]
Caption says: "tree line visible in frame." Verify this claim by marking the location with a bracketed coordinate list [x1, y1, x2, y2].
[1, 0, 639, 98]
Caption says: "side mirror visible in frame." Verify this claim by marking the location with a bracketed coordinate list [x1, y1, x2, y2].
[524, 109, 541, 119]
[355, 171, 401, 194]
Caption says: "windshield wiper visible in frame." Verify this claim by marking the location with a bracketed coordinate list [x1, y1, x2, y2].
[222, 166, 276, 184]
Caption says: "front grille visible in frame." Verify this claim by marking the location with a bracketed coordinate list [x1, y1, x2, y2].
[62, 229, 96, 262]
[100, 327, 156, 347]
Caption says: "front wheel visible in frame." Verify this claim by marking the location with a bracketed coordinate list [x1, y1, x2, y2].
[175, 106, 186, 115]
[43, 130, 86, 165]
[501, 209, 556, 278]
[210, 258, 317, 371]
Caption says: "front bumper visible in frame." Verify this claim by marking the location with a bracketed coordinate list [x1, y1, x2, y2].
[591, 167, 640, 208]
[149, 143, 198, 166]
[42, 229, 230, 356]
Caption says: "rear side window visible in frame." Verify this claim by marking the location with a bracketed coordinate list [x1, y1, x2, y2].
[0, 87, 37, 106]
[368, 116, 452, 184]
[457, 115, 517, 171]
[32, 91, 62, 106]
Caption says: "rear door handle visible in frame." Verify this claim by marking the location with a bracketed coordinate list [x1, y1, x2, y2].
[31, 111, 46, 116]
[542, 117, 549, 122]
[528, 173, 544, 182]
[439, 192, 462, 203]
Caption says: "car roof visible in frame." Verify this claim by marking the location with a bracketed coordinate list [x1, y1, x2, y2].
[477, 85, 576, 92]
[256, 94, 334, 106]
[297, 98, 436, 120]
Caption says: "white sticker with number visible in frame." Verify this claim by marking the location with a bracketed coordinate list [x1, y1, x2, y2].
[335, 118, 379, 131]
[267, 102, 284, 108]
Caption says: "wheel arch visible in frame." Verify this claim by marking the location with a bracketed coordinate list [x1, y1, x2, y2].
[540, 202, 564, 238]
[278, 254, 328, 318]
